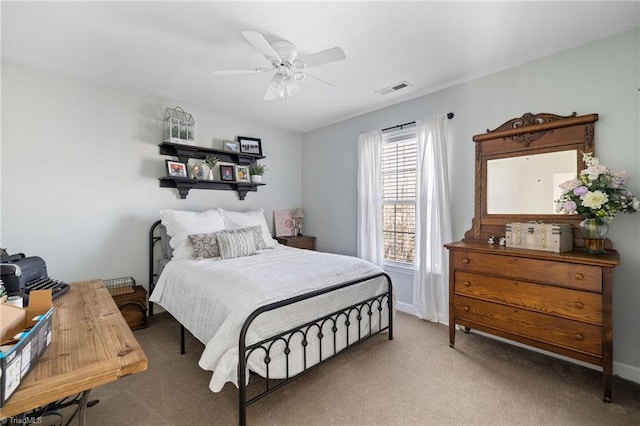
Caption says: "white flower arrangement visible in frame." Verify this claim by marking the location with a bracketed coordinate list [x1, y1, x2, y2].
[555, 152, 639, 221]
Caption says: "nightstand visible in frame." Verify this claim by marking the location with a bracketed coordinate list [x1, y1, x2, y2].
[275, 235, 316, 250]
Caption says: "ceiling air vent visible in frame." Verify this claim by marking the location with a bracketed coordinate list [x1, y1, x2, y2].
[375, 81, 412, 95]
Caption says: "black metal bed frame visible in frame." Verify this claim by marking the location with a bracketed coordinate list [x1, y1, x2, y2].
[148, 220, 394, 425]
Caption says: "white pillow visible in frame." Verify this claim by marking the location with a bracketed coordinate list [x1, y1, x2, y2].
[219, 208, 277, 249]
[159, 209, 226, 259]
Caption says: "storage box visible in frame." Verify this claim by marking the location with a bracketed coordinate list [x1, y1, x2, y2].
[505, 222, 573, 253]
[104, 277, 147, 331]
[0, 290, 53, 407]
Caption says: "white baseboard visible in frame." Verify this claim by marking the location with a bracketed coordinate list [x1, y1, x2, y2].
[396, 301, 419, 316]
[613, 360, 640, 384]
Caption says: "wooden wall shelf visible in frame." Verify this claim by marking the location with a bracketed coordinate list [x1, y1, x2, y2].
[159, 177, 265, 200]
[159, 142, 266, 200]
[159, 142, 264, 165]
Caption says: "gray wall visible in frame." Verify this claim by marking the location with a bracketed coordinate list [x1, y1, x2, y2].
[301, 29, 640, 381]
[1, 63, 302, 286]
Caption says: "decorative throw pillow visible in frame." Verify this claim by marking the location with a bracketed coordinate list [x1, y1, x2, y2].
[159, 209, 226, 260]
[188, 232, 221, 260]
[216, 229, 257, 260]
[238, 225, 267, 250]
[219, 208, 277, 249]
[188, 226, 263, 259]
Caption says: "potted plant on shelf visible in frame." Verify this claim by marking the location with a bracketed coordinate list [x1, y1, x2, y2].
[249, 163, 266, 183]
[204, 155, 218, 180]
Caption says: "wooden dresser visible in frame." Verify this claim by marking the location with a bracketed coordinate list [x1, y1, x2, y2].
[446, 240, 619, 401]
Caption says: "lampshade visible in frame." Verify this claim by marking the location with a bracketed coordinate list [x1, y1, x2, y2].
[264, 73, 285, 100]
[293, 208, 305, 218]
[264, 69, 302, 101]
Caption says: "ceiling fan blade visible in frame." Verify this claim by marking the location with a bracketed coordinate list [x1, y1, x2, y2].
[242, 31, 281, 62]
[299, 47, 345, 68]
[213, 67, 270, 76]
[304, 72, 336, 87]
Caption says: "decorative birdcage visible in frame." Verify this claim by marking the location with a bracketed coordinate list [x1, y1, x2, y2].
[164, 106, 195, 145]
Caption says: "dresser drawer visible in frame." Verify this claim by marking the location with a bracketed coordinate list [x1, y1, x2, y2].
[454, 271, 602, 324]
[451, 251, 602, 292]
[454, 296, 602, 356]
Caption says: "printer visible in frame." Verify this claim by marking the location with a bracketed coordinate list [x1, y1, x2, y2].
[1, 253, 69, 299]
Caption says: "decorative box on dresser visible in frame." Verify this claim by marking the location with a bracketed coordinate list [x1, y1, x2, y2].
[447, 111, 620, 402]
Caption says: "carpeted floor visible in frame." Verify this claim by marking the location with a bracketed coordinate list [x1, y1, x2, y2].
[75, 311, 639, 425]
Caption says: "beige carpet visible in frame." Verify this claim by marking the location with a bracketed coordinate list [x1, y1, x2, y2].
[74, 312, 638, 425]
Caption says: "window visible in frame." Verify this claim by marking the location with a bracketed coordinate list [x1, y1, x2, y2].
[381, 128, 417, 264]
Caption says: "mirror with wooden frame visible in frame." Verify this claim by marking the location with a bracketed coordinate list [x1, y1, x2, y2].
[464, 112, 599, 247]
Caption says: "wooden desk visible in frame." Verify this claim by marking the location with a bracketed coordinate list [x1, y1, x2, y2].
[0, 280, 148, 422]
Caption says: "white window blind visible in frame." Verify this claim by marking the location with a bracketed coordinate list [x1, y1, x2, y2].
[381, 128, 417, 264]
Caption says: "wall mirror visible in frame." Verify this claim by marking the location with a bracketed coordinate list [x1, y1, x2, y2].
[486, 149, 577, 214]
[464, 112, 599, 243]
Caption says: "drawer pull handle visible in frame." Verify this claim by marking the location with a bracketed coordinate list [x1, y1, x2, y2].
[463, 305, 470, 312]
[575, 302, 584, 309]
[574, 273, 584, 281]
[462, 258, 470, 264]
[463, 281, 471, 287]
[575, 333, 584, 341]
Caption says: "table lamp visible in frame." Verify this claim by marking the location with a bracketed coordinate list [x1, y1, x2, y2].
[293, 208, 305, 236]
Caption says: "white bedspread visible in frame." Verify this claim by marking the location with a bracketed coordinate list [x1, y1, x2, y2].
[149, 245, 394, 392]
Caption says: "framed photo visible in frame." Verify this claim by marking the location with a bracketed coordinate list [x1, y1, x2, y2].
[166, 160, 188, 178]
[223, 140, 240, 153]
[220, 164, 235, 181]
[190, 162, 205, 180]
[235, 165, 250, 182]
[238, 136, 262, 156]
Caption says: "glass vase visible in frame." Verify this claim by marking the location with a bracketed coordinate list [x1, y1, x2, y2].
[578, 218, 609, 254]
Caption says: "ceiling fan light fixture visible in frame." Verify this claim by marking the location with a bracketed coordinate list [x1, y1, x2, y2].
[264, 73, 285, 100]
[286, 78, 301, 96]
[227, 31, 344, 101]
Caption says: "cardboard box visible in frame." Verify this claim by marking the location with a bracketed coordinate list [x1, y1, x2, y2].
[505, 222, 573, 253]
[0, 290, 54, 407]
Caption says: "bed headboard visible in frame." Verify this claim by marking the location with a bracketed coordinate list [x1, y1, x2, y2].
[148, 220, 172, 316]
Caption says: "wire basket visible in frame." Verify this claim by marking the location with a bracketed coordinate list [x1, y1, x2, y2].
[104, 276, 136, 296]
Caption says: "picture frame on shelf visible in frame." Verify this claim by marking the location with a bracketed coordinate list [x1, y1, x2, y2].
[238, 136, 262, 156]
[220, 164, 235, 181]
[166, 160, 188, 178]
[223, 140, 240, 153]
[235, 165, 250, 182]
[190, 162, 205, 180]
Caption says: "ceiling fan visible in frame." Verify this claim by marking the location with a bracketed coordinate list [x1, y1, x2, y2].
[213, 31, 346, 101]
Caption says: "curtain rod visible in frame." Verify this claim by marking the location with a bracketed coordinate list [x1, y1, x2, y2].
[381, 112, 454, 132]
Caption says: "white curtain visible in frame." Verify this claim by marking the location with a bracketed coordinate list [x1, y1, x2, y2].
[356, 130, 384, 267]
[413, 114, 453, 322]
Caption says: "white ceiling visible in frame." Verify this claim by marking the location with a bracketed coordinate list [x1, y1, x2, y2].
[2, 1, 639, 133]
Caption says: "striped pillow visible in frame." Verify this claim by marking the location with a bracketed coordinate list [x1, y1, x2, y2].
[217, 229, 257, 259]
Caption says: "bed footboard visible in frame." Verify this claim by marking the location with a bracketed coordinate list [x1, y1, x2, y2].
[238, 272, 393, 425]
